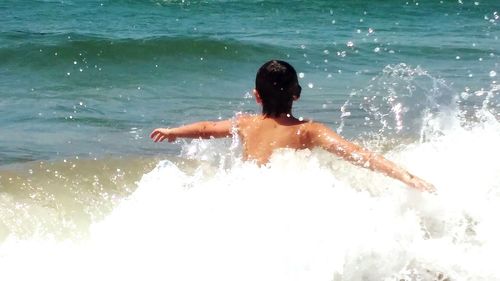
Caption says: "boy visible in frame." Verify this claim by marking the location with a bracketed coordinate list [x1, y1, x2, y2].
[151, 60, 435, 192]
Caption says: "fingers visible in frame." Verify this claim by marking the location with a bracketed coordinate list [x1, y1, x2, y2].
[408, 177, 436, 193]
[150, 129, 162, 139]
[150, 128, 177, 143]
[152, 133, 163, 142]
[412, 179, 436, 193]
[150, 128, 167, 142]
[155, 134, 166, 142]
[421, 180, 436, 193]
[426, 184, 437, 194]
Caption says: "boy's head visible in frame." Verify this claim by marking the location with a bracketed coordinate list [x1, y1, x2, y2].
[255, 60, 302, 117]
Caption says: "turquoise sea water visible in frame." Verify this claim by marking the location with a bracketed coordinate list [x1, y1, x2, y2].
[1, 1, 500, 280]
[1, 0, 498, 165]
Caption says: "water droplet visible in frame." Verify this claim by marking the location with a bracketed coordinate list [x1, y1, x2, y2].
[66, 72, 71, 76]
[374, 47, 380, 53]
[490, 70, 497, 77]
[456, 56, 461, 60]
[346, 41, 354, 47]
[298, 72, 305, 78]
[331, 20, 336, 24]
[308, 83, 314, 89]
[73, 61, 77, 65]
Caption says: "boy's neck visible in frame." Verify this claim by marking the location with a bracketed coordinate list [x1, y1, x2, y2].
[263, 112, 294, 119]
[262, 113, 302, 123]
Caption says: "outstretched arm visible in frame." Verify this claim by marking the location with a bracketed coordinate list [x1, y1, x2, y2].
[150, 120, 233, 142]
[309, 123, 435, 192]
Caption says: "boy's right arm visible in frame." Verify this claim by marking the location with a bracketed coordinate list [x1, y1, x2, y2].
[308, 123, 435, 192]
[150, 120, 233, 142]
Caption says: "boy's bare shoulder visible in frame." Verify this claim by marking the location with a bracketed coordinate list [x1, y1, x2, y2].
[234, 113, 260, 126]
[235, 113, 256, 121]
[301, 120, 330, 131]
[300, 121, 340, 143]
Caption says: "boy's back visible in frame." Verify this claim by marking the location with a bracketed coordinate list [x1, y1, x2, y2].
[237, 115, 310, 164]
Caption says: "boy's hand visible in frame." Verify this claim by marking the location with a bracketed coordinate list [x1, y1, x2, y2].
[407, 176, 436, 193]
[150, 128, 177, 143]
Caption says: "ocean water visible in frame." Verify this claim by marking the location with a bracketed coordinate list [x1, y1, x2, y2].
[1, 0, 499, 280]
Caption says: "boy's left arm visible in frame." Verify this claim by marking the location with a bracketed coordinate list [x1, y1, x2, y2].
[309, 123, 435, 192]
[150, 120, 233, 142]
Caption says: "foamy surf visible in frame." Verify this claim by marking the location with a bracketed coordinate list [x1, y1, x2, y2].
[1, 109, 499, 281]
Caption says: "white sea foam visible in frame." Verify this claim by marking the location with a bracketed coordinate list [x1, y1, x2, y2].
[1, 110, 499, 281]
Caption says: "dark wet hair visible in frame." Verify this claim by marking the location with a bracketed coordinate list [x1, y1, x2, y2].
[255, 60, 302, 117]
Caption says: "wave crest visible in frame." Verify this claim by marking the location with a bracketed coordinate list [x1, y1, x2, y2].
[0, 32, 282, 66]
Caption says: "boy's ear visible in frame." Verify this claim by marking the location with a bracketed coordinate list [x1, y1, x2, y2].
[293, 85, 302, 101]
[253, 89, 262, 104]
